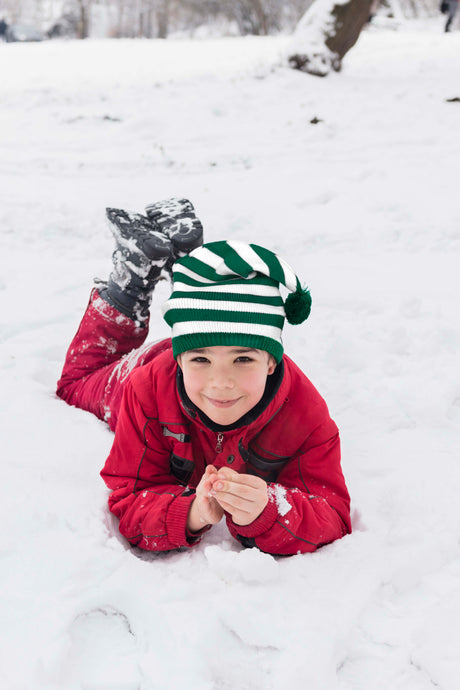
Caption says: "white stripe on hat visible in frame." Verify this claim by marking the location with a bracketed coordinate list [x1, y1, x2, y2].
[168, 282, 281, 297]
[192, 247, 226, 272]
[164, 298, 285, 316]
[171, 320, 283, 339]
[278, 256, 298, 293]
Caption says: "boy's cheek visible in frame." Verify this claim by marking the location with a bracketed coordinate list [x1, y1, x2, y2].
[181, 368, 203, 391]
[180, 372, 202, 403]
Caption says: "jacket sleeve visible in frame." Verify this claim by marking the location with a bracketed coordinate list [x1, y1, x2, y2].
[100, 378, 202, 551]
[226, 422, 351, 556]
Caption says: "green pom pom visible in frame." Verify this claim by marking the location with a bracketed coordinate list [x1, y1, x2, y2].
[285, 287, 312, 325]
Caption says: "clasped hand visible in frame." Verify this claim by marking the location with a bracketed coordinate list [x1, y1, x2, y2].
[186, 465, 268, 533]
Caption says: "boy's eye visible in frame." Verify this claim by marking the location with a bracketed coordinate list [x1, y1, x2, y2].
[191, 356, 209, 363]
[235, 356, 253, 363]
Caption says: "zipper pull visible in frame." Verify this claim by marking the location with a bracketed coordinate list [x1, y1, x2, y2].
[215, 432, 224, 453]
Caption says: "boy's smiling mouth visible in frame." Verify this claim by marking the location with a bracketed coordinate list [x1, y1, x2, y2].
[205, 396, 242, 408]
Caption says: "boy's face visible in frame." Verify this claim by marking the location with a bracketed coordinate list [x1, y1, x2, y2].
[178, 346, 276, 426]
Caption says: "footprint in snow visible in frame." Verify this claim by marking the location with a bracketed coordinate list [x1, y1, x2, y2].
[61, 606, 141, 690]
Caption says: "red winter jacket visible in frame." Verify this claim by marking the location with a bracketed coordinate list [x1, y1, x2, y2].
[101, 348, 351, 556]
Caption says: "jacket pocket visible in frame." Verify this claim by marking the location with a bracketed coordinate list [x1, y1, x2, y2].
[169, 453, 195, 486]
[238, 440, 291, 483]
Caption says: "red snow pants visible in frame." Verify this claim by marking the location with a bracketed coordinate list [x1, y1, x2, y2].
[56, 289, 172, 431]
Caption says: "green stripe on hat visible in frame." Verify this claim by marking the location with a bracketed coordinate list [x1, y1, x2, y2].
[164, 309, 284, 328]
[203, 241, 255, 278]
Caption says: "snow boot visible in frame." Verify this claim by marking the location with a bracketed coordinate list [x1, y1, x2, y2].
[99, 208, 172, 326]
[144, 198, 203, 277]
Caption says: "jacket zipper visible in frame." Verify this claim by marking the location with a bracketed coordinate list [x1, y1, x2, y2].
[214, 399, 287, 454]
[215, 432, 224, 453]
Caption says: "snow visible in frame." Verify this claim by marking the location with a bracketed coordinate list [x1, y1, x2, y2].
[1, 18, 460, 690]
[289, 0, 344, 50]
[268, 484, 292, 517]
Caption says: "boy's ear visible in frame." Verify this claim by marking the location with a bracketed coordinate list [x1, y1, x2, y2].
[268, 356, 276, 376]
[176, 354, 183, 371]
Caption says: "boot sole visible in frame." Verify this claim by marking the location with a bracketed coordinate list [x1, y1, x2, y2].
[144, 198, 203, 253]
[106, 208, 172, 260]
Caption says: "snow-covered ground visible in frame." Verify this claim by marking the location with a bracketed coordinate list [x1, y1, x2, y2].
[1, 17, 460, 690]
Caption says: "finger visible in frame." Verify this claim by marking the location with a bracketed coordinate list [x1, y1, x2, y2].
[205, 465, 218, 476]
[201, 478, 213, 494]
[212, 479, 262, 501]
[208, 472, 221, 486]
[217, 469, 266, 490]
[214, 493, 253, 515]
[216, 467, 240, 482]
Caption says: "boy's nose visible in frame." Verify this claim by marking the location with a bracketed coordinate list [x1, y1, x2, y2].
[210, 367, 234, 389]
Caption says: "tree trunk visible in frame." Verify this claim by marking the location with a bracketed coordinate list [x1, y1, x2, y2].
[253, 0, 269, 35]
[156, 0, 169, 38]
[76, 0, 90, 39]
[288, 0, 374, 77]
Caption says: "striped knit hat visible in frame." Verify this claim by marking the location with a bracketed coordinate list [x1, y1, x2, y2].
[162, 240, 311, 363]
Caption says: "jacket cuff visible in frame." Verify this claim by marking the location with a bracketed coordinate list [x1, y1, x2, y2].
[166, 493, 197, 547]
[186, 524, 212, 544]
[230, 496, 279, 538]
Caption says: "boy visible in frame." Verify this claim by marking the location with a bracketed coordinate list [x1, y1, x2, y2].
[57, 199, 351, 556]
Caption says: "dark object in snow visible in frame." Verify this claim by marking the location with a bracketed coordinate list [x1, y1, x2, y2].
[440, 1, 449, 14]
[100, 208, 172, 325]
[145, 198, 203, 276]
[310, 116, 323, 124]
[289, 51, 340, 78]
[65, 115, 122, 124]
[446, 97, 460, 102]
